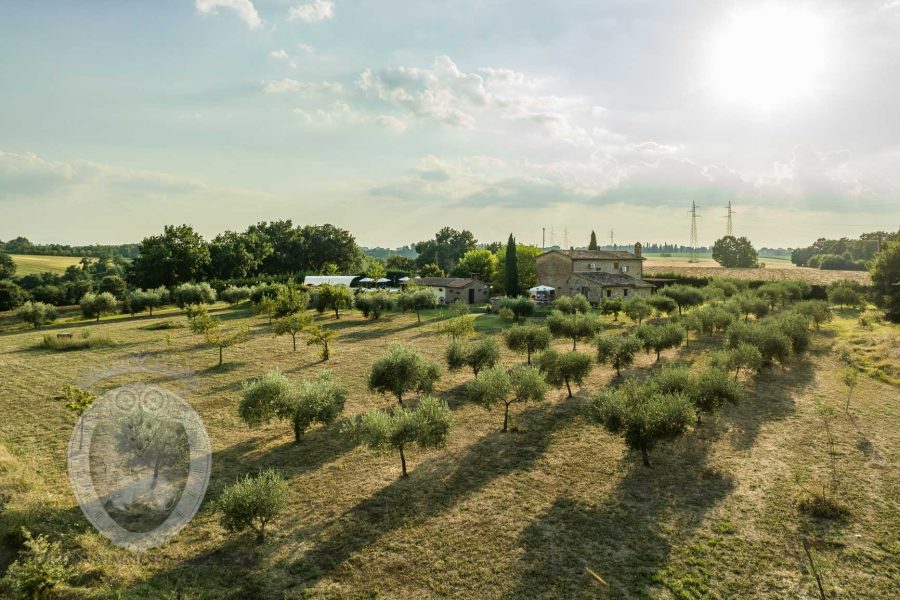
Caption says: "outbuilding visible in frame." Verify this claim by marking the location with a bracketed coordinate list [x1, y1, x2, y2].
[412, 277, 490, 305]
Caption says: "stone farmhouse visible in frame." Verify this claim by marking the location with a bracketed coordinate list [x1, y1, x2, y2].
[412, 277, 491, 305]
[535, 243, 654, 303]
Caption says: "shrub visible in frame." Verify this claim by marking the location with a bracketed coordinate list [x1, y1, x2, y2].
[546, 311, 600, 350]
[725, 321, 792, 367]
[553, 294, 591, 314]
[250, 283, 286, 305]
[436, 314, 476, 339]
[498, 307, 515, 321]
[239, 371, 297, 431]
[218, 468, 288, 542]
[80, 291, 118, 321]
[504, 323, 552, 364]
[651, 365, 693, 395]
[348, 396, 453, 477]
[173, 282, 217, 308]
[220, 285, 253, 305]
[732, 292, 769, 321]
[467, 364, 548, 431]
[586, 380, 694, 467]
[273, 284, 308, 317]
[1, 529, 74, 598]
[369, 343, 441, 405]
[41, 330, 114, 351]
[292, 371, 348, 440]
[536, 349, 593, 398]
[0, 280, 26, 311]
[355, 292, 396, 320]
[692, 305, 734, 335]
[16, 301, 58, 329]
[774, 312, 812, 355]
[595, 334, 643, 376]
[446, 337, 501, 376]
[709, 342, 763, 379]
[827, 285, 864, 310]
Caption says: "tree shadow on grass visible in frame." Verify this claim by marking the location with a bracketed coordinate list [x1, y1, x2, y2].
[511, 445, 735, 599]
[273, 395, 583, 590]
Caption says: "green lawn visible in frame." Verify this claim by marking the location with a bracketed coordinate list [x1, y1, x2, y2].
[0, 303, 897, 598]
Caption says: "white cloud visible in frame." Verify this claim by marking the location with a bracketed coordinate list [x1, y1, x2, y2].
[268, 49, 288, 60]
[263, 79, 342, 95]
[195, 0, 262, 30]
[293, 101, 363, 125]
[288, 0, 335, 23]
[375, 115, 408, 132]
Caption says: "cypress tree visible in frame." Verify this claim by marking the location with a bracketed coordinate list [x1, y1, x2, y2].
[589, 230, 598, 250]
[505, 234, 519, 298]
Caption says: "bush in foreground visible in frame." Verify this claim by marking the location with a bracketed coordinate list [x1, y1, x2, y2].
[41, 330, 114, 351]
[218, 468, 288, 543]
[1, 529, 74, 599]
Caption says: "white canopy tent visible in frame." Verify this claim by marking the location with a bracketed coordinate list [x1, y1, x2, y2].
[376, 278, 391, 284]
[528, 285, 555, 293]
[303, 275, 358, 287]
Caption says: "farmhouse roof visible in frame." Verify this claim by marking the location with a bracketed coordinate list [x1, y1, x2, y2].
[414, 277, 486, 288]
[542, 249, 644, 261]
[571, 271, 654, 288]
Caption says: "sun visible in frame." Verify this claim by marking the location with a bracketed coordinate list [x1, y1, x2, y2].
[710, 4, 828, 109]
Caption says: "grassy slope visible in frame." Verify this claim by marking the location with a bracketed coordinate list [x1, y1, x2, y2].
[0, 306, 897, 598]
[8, 254, 85, 276]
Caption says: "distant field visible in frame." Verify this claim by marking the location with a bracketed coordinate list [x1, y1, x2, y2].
[644, 255, 795, 268]
[9, 254, 85, 276]
[643, 256, 870, 284]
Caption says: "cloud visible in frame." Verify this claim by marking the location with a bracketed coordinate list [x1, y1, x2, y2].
[268, 49, 288, 60]
[375, 115, 408, 132]
[263, 79, 342, 95]
[293, 101, 363, 125]
[288, 0, 335, 23]
[0, 151, 258, 201]
[195, 0, 262, 29]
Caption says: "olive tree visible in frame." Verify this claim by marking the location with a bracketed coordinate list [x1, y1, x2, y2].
[709, 342, 763, 379]
[220, 285, 253, 305]
[599, 298, 623, 321]
[647, 294, 677, 317]
[239, 370, 296, 434]
[546, 311, 600, 350]
[273, 313, 312, 351]
[272, 285, 308, 318]
[623, 297, 653, 325]
[633, 323, 685, 361]
[305, 326, 336, 361]
[398, 288, 437, 322]
[794, 300, 833, 329]
[467, 364, 548, 431]
[553, 294, 590, 314]
[586, 380, 694, 467]
[732, 292, 769, 321]
[348, 396, 453, 477]
[595, 334, 643, 376]
[687, 367, 742, 424]
[536, 349, 593, 398]
[80, 292, 119, 322]
[659, 285, 705, 315]
[368, 343, 441, 406]
[16, 301, 59, 329]
[318, 283, 354, 319]
[445, 336, 501, 376]
[504, 323, 552, 364]
[355, 292, 396, 320]
[498, 296, 536, 322]
[173, 282, 217, 308]
[218, 468, 288, 542]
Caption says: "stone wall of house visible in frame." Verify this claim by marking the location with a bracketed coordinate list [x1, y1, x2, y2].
[567, 277, 651, 303]
[571, 258, 643, 278]
[429, 283, 490, 305]
[535, 253, 574, 294]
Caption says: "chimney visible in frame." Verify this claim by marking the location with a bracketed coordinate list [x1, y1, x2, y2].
[634, 242, 642, 257]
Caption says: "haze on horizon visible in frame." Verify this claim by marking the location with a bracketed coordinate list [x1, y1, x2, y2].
[1, 0, 899, 249]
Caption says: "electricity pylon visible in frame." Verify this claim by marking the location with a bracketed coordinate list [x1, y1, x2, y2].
[725, 201, 734, 237]
[689, 202, 700, 263]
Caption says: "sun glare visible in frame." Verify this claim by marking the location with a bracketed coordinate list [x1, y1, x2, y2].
[710, 4, 828, 109]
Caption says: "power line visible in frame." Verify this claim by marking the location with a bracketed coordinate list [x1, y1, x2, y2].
[688, 201, 701, 263]
[725, 201, 734, 237]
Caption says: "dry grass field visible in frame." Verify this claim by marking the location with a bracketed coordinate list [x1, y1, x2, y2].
[0, 302, 897, 598]
[643, 258, 871, 285]
[8, 254, 86, 276]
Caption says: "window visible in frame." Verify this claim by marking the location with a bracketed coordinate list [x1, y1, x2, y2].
[624, 289, 628, 297]
[605, 289, 611, 298]
[614, 262, 619, 269]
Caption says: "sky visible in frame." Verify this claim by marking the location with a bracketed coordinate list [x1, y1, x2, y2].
[1, 0, 898, 249]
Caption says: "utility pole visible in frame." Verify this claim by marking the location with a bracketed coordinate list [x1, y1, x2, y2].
[725, 201, 734, 237]
[564, 227, 569, 249]
[689, 201, 701, 263]
[609, 228, 614, 249]
[542, 227, 546, 250]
